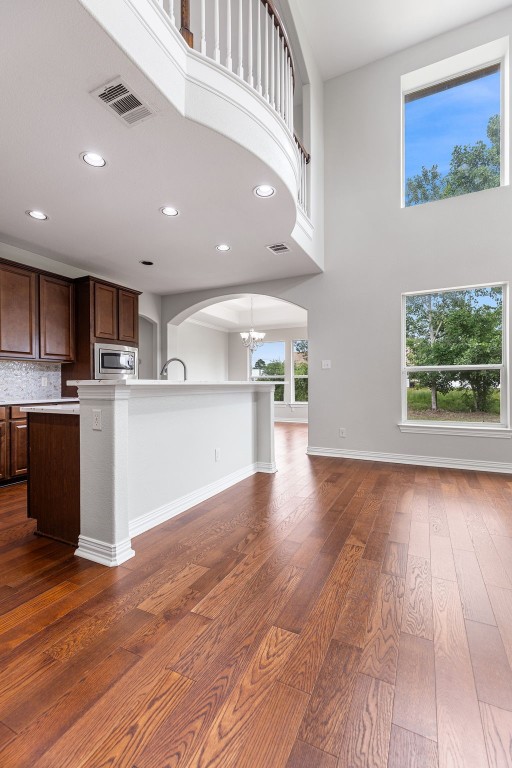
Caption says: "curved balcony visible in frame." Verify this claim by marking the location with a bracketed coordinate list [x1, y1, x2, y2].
[154, 0, 310, 215]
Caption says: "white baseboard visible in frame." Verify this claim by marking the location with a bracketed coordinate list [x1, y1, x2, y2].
[129, 461, 277, 539]
[75, 536, 135, 567]
[306, 446, 512, 475]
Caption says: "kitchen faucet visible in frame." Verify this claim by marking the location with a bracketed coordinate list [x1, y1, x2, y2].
[160, 357, 187, 380]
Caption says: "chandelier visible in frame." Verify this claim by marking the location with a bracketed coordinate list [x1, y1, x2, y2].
[240, 298, 266, 352]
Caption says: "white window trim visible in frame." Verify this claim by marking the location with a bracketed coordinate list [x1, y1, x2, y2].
[400, 282, 509, 436]
[401, 36, 510, 208]
[292, 339, 309, 404]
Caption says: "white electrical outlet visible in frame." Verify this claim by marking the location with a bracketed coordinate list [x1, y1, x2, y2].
[215, 448, 221, 462]
[339, 428, 347, 438]
[92, 409, 102, 431]
[41, 376, 48, 387]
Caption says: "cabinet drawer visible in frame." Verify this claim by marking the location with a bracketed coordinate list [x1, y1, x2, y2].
[10, 406, 25, 419]
[0, 406, 6, 421]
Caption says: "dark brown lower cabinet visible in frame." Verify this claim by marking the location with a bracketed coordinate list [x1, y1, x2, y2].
[27, 413, 80, 546]
[0, 421, 7, 480]
[10, 419, 27, 476]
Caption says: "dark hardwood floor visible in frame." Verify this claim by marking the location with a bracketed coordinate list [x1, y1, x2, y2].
[0, 423, 511, 767]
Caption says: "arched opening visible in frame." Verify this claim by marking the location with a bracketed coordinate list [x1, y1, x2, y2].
[164, 293, 309, 453]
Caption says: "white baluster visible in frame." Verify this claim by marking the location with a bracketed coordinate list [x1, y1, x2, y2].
[270, 15, 275, 107]
[214, 0, 220, 63]
[264, 8, 269, 101]
[226, 0, 232, 70]
[256, 1, 262, 94]
[200, 0, 206, 54]
[237, 0, 244, 78]
[247, 0, 253, 87]
[276, 29, 281, 115]
[283, 48, 288, 125]
[168, 0, 175, 26]
[281, 37, 285, 119]
[289, 66, 294, 132]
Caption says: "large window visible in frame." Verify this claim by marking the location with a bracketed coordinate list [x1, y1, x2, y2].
[402, 284, 507, 429]
[251, 341, 285, 401]
[402, 38, 508, 208]
[250, 339, 309, 403]
[293, 340, 308, 402]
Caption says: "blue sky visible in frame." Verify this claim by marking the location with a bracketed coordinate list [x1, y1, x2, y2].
[252, 341, 285, 366]
[405, 70, 500, 181]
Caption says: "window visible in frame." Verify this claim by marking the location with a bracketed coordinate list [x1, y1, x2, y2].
[251, 341, 285, 401]
[401, 284, 508, 432]
[402, 39, 508, 207]
[293, 340, 308, 402]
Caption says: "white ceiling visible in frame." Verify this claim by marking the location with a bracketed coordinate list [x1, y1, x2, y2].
[293, 0, 512, 80]
[0, 0, 318, 296]
[189, 295, 307, 331]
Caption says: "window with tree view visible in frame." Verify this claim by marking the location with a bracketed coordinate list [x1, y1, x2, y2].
[404, 64, 501, 206]
[403, 285, 506, 425]
[252, 341, 285, 401]
[293, 340, 308, 402]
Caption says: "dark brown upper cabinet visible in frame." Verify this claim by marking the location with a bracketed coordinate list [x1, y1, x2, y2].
[118, 289, 138, 344]
[0, 263, 37, 359]
[39, 275, 75, 362]
[94, 282, 118, 340]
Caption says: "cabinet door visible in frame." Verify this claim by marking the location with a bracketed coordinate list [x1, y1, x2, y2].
[0, 264, 37, 358]
[39, 275, 75, 361]
[94, 282, 118, 340]
[0, 422, 7, 480]
[118, 290, 138, 344]
[10, 420, 27, 476]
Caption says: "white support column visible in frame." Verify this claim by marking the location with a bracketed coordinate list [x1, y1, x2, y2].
[75, 384, 134, 567]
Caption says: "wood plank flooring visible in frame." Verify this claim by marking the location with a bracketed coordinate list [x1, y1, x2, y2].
[0, 423, 511, 767]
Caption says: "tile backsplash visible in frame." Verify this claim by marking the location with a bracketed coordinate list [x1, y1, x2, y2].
[0, 361, 61, 402]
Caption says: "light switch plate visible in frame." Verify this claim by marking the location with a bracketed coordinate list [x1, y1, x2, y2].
[322, 360, 331, 369]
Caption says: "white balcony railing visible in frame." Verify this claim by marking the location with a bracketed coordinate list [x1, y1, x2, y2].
[154, 0, 310, 215]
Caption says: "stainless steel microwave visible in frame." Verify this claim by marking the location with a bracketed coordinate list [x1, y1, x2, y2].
[94, 343, 138, 380]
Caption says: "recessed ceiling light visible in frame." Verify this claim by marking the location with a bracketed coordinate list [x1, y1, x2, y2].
[160, 206, 179, 217]
[254, 184, 276, 198]
[139, 260, 154, 266]
[81, 152, 106, 167]
[216, 244, 231, 252]
[26, 210, 48, 220]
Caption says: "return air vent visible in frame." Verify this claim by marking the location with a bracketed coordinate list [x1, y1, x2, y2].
[91, 78, 154, 127]
[266, 243, 290, 254]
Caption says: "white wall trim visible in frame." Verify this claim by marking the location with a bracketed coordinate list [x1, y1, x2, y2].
[306, 445, 512, 475]
[129, 461, 277, 539]
[275, 416, 308, 423]
[75, 536, 135, 567]
[398, 422, 512, 438]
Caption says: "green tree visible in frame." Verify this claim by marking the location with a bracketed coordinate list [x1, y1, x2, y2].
[253, 359, 266, 371]
[406, 287, 502, 413]
[405, 114, 500, 206]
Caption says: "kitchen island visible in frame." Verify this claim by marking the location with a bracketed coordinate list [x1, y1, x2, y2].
[69, 380, 275, 566]
[23, 404, 80, 545]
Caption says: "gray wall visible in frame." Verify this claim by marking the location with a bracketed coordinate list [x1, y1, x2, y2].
[162, 6, 512, 470]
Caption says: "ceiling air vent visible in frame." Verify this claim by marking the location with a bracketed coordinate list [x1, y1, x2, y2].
[91, 78, 154, 127]
[266, 243, 291, 254]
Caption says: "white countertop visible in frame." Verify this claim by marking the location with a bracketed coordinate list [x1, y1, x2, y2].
[21, 404, 80, 416]
[0, 397, 79, 406]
